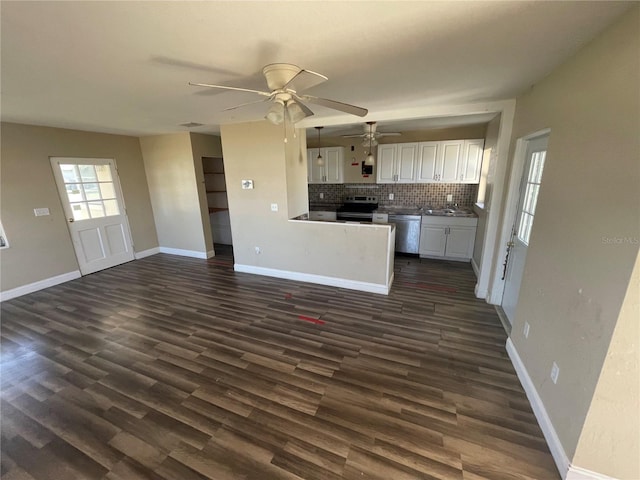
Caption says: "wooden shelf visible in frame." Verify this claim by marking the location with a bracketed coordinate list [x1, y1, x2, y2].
[209, 207, 229, 213]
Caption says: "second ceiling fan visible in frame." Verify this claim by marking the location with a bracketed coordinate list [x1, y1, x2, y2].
[342, 121, 401, 147]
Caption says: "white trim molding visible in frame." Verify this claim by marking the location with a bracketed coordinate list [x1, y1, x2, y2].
[506, 338, 618, 480]
[158, 247, 210, 259]
[0, 270, 81, 302]
[234, 264, 391, 295]
[506, 337, 570, 476]
[134, 247, 160, 259]
[566, 466, 617, 480]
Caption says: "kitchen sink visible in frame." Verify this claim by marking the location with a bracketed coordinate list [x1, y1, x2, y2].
[423, 207, 474, 217]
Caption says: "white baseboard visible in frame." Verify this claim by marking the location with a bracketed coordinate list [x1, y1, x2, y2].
[566, 466, 617, 480]
[0, 270, 81, 302]
[234, 264, 390, 295]
[471, 257, 480, 277]
[134, 247, 160, 259]
[506, 339, 618, 480]
[158, 247, 209, 259]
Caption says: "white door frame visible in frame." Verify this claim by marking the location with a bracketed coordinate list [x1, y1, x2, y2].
[487, 128, 551, 305]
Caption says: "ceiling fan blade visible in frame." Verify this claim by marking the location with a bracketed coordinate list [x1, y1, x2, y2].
[342, 134, 366, 138]
[283, 69, 328, 93]
[292, 99, 314, 117]
[152, 56, 239, 76]
[189, 82, 271, 97]
[300, 95, 368, 117]
[223, 98, 271, 112]
[377, 132, 402, 137]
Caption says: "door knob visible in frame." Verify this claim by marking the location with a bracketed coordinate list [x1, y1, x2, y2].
[507, 241, 514, 247]
[69, 218, 74, 223]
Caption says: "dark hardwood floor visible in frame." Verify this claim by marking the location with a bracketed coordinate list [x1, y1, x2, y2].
[1, 247, 560, 479]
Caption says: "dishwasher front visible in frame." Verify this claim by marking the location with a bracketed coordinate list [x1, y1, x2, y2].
[388, 215, 421, 254]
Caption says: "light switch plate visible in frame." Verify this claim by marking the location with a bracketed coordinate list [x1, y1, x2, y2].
[34, 208, 50, 216]
[446, 194, 453, 202]
[388, 193, 394, 200]
[270, 203, 278, 212]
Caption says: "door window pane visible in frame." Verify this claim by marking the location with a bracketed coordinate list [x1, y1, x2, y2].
[517, 148, 546, 245]
[95, 164, 112, 182]
[104, 199, 120, 216]
[60, 164, 81, 183]
[88, 202, 105, 218]
[99, 182, 116, 199]
[59, 162, 121, 221]
[83, 183, 101, 200]
[70, 202, 90, 220]
[65, 184, 84, 202]
[79, 165, 98, 182]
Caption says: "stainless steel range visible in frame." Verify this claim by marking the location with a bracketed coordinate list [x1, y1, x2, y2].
[336, 196, 378, 222]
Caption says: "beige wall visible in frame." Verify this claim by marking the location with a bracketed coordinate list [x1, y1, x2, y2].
[506, 8, 639, 477]
[139, 133, 210, 254]
[472, 115, 500, 268]
[572, 252, 639, 477]
[308, 124, 488, 184]
[189, 133, 223, 253]
[0, 122, 158, 291]
[285, 129, 309, 219]
[221, 121, 393, 287]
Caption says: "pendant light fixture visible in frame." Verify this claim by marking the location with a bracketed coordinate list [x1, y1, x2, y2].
[365, 121, 375, 165]
[315, 126, 324, 166]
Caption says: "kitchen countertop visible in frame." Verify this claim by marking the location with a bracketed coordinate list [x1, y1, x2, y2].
[309, 203, 340, 211]
[375, 205, 477, 218]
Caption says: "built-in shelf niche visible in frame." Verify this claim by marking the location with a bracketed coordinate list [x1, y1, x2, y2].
[203, 156, 232, 245]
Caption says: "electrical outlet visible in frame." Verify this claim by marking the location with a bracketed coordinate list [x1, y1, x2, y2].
[319, 193, 324, 200]
[389, 193, 394, 201]
[550, 362, 560, 384]
[270, 203, 278, 212]
[523, 321, 530, 338]
[446, 194, 453, 202]
[255, 247, 261, 254]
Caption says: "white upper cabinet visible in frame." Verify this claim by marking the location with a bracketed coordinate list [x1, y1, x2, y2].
[439, 141, 463, 182]
[376, 143, 418, 183]
[459, 139, 484, 183]
[416, 142, 439, 182]
[307, 147, 344, 184]
[415, 139, 484, 184]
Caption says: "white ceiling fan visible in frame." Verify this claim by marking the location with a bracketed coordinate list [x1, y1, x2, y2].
[190, 63, 368, 125]
[342, 121, 401, 147]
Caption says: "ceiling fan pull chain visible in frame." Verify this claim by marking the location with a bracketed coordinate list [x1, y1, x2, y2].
[283, 107, 288, 143]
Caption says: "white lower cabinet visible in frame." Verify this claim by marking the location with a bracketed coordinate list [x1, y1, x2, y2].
[309, 210, 337, 221]
[419, 216, 478, 260]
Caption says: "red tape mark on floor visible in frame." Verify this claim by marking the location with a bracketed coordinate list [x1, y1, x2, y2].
[284, 293, 293, 299]
[298, 315, 325, 325]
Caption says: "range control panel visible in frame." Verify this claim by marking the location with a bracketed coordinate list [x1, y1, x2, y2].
[344, 196, 378, 203]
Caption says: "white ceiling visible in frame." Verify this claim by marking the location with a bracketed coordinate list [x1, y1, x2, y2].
[1, 1, 631, 137]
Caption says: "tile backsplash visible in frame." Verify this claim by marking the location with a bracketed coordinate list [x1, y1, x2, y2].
[309, 183, 478, 207]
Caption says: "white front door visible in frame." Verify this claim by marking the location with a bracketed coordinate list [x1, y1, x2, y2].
[51, 157, 135, 275]
[501, 136, 548, 323]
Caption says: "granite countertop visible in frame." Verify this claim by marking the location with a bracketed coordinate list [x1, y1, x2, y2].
[309, 203, 341, 212]
[375, 205, 477, 218]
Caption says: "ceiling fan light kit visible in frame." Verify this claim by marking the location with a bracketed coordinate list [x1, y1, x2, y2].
[190, 63, 368, 128]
